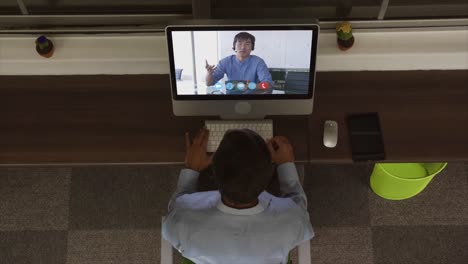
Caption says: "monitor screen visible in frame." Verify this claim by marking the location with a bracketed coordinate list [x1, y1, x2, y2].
[166, 25, 318, 100]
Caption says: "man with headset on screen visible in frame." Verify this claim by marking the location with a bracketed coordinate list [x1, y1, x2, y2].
[205, 32, 274, 95]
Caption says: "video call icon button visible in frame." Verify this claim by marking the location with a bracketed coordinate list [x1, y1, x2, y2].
[215, 83, 223, 90]
[248, 82, 257, 90]
[237, 82, 245, 90]
[260, 82, 269, 90]
[226, 82, 234, 90]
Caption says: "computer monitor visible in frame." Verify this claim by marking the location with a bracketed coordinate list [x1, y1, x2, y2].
[166, 19, 319, 119]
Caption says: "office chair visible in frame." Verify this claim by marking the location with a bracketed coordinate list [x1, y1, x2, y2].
[283, 71, 310, 94]
[269, 69, 287, 89]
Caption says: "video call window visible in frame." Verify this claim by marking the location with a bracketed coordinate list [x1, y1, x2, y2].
[171, 30, 313, 96]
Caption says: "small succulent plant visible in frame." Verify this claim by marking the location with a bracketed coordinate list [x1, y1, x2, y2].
[36, 36, 50, 50]
[35, 35, 54, 58]
[336, 22, 353, 40]
[336, 22, 355, 51]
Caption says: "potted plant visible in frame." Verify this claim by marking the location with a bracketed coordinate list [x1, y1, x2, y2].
[35, 36, 54, 58]
[336, 22, 354, 51]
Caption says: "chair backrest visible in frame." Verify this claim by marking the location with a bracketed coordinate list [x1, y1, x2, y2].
[175, 68, 183, 80]
[284, 71, 310, 94]
[161, 216, 174, 264]
[269, 70, 287, 83]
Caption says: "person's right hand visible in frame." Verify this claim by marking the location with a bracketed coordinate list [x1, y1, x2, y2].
[185, 127, 213, 172]
[267, 136, 295, 165]
[205, 59, 216, 74]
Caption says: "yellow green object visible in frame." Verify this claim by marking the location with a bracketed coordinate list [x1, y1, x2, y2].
[182, 257, 194, 264]
[370, 162, 447, 200]
[336, 22, 353, 40]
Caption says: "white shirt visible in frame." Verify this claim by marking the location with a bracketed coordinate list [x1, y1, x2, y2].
[162, 162, 314, 264]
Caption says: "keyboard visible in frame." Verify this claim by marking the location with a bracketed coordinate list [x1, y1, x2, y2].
[205, 119, 273, 152]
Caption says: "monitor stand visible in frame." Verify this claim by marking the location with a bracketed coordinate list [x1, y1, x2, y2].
[219, 101, 265, 120]
[234, 102, 252, 115]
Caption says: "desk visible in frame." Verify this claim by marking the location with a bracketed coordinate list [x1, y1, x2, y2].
[0, 71, 467, 165]
[0, 75, 308, 164]
[309, 71, 468, 163]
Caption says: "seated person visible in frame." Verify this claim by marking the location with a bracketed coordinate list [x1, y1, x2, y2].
[162, 128, 314, 264]
[205, 32, 273, 95]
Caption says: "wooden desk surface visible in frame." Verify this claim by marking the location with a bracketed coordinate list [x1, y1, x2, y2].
[0, 75, 308, 164]
[1, 71, 467, 165]
[309, 71, 468, 163]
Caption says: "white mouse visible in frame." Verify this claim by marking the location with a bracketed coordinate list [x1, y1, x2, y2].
[323, 120, 338, 148]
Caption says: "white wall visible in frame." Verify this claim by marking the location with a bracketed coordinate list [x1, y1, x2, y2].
[172, 31, 194, 80]
[193, 31, 218, 85]
[218, 30, 313, 69]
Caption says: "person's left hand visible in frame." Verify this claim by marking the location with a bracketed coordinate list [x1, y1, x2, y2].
[185, 127, 213, 172]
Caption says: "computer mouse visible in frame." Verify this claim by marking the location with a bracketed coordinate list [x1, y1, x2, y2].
[323, 120, 338, 148]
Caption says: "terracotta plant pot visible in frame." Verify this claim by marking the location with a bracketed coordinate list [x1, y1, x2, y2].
[337, 36, 355, 51]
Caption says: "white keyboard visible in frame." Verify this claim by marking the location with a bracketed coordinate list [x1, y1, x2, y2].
[205, 119, 273, 152]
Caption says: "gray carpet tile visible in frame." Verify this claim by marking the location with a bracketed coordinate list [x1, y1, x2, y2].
[372, 225, 468, 264]
[0, 162, 466, 264]
[304, 164, 373, 227]
[0, 167, 71, 231]
[369, 162, 468, 226]
[310, 227, 374, 264]
[0, 230, 68, 264]
[67, 229, 160, 264]
[69, 165, 181, 230]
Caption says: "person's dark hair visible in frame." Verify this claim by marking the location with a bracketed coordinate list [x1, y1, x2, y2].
[213, 129, 272, 204]
[232, 32, 255, 51]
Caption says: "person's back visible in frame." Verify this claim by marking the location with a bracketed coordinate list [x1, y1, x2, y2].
[162, 128, 314, 264]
